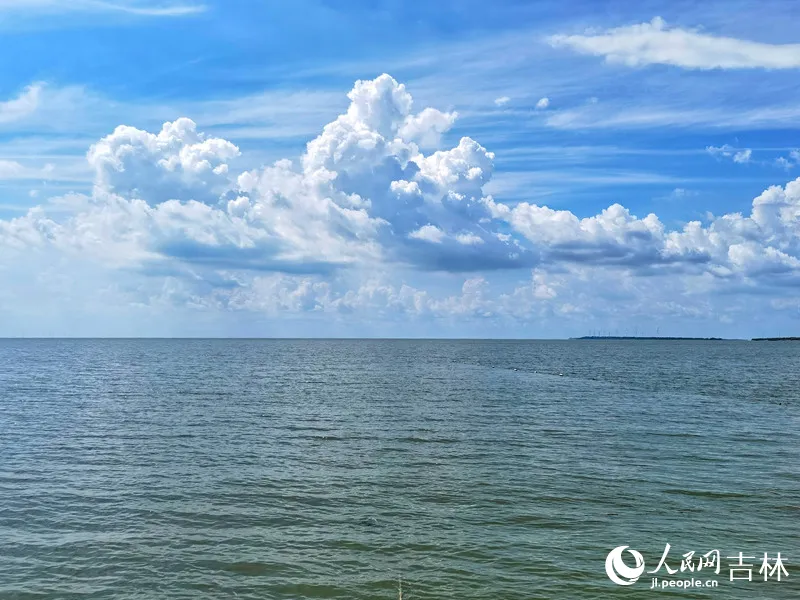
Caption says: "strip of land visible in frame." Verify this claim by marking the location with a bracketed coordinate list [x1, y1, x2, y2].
[571, 336, 725, 340]
[571, 336, 800, 341]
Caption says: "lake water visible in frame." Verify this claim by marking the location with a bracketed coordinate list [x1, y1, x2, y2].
[1, 339, 798, 599]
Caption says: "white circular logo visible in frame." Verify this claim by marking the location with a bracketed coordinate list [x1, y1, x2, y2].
[605, 545, 645, 586]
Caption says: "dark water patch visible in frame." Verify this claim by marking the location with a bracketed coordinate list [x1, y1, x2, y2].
[663, 489, 755, 499]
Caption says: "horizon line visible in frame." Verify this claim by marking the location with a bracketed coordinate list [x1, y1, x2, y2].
[0, 336, 756, 341]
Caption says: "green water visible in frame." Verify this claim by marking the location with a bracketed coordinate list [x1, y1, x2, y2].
[1, 339, 798, 598]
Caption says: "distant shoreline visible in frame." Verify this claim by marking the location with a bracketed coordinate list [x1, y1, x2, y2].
[572, 336, 800, 341]
[570, 336, 726, 341]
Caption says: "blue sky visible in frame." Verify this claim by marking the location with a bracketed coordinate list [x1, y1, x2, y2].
[1, 0, 800, 337]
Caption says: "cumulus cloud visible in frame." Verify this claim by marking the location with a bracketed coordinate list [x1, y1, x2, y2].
[485, 177, 800, 281]
[409, 224, 445, 243]
[2, 73, 800, 328]
[706, 144, 752, 164]
[535, 97, 550, 110]
[1, 75, 526, 276]
[399, 107, 458, 148]
[494, 96, 511, 107]
[548, 17, 800, 70]
[87, 118, 241, 203]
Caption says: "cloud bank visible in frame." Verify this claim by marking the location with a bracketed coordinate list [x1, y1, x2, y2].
[1, 74, 800, 330]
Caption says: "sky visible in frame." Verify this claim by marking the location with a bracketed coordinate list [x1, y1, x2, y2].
[1, 0, 800, 338]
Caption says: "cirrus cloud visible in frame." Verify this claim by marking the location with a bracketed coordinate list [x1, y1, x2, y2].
[548, 17, 800, 70]
[0, 1, 206, 18]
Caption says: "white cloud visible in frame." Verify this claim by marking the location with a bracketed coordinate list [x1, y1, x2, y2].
[0, 83, 43, 124]
[409, 225, 445, 244]
[0, 160, 24, 178]
[486, 175, 800, 279]
[0, 159, 55, 180]
[87, 118, 241, 204]
[0, 83, 114, 142]
[398, 106, 458, 148]
[0, 75, 518, 275]
[225, 274, 500, 320]
[706, 144, 752, 164]
[535, 97, 550, 110]
[548, 17, 800, 70]
[494, 96, 511, 107]
[455, 232, 484, 245]
[776, 149, 800, 170]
